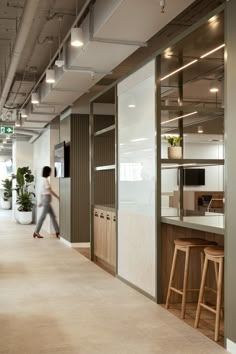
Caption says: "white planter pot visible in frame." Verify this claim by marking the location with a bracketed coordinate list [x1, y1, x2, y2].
[168, 146, 182, 159]
[1, 198, 11, 209]
[18, 211, 32, 225]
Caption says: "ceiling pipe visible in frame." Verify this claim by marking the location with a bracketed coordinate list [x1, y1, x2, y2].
[0, 0, 41, 113]
[21, 0, 93, 110]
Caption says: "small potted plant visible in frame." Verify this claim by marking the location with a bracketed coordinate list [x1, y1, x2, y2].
[1, 178, 12, 209]
[15, 167, 35, 224]
[164, 136, 183, 159]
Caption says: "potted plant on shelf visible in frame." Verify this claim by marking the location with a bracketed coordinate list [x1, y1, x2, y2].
[164, 136, 183, 159]
[1, 178, 12, 209]
[15, 167, 35, 224]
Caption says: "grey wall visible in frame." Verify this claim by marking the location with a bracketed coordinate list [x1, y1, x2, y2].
[59, 114, 90, 243]
[60, 116, 71, 241]
[225, 0, 236, 344]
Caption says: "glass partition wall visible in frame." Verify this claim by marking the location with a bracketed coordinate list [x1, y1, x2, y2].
[160, 11, 224, 216]
[117, 60, 156, 298]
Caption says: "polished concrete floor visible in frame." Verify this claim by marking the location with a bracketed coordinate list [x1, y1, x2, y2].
[0, 210, 228, 354]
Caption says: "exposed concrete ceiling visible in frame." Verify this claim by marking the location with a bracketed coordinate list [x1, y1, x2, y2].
[0, 0, 226, 151]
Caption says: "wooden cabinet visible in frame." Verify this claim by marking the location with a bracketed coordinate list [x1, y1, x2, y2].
[93, 207, 116, 270]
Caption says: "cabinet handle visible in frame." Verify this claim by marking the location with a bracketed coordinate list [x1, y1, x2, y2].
[94, 212, 98, 217]
[107, 216, 110, 220]
[113, 216, 116, 222]
[100, 213, 104, 218]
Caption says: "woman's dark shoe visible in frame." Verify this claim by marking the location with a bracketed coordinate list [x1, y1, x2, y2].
[56, 232, 60, 239]
[33, 232, 44, 239]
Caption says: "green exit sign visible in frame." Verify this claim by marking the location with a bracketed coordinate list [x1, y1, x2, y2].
[0, 126, 14, 134]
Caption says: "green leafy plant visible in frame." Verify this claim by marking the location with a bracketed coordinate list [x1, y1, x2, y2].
[15, 167, 35, 212]
[164, 136, 183, 147]
[2, 178, 12, 201]
[16, 191, 34, 212]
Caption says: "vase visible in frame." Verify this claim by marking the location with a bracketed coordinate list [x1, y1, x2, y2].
[18, 211, 32, 225]
[168, 146, 182, 159]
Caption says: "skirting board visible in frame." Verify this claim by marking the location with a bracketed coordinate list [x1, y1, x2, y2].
[60, 237, 90, 248]
[227, 339, 236, 353]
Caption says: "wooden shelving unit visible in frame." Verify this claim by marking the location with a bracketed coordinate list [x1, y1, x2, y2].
[90, 86, 117, 274]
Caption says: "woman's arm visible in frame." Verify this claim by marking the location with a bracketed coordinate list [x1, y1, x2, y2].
[49, 187, 59, 200]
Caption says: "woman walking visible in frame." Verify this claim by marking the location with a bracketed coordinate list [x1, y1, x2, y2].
[33, 166, 60, 239]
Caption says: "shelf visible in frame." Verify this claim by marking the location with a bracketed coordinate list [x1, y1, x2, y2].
[161, 159, 224, 169]
[94, 125, 115, 137]
[95, 165, 116, 171]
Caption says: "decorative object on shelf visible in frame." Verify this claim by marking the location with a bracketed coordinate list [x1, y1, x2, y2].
[164, 135, 183, 159]
[1, 178, 12, 209]
[15, 167, 35, 224]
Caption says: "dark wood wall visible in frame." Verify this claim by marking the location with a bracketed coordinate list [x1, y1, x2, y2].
[60, 114, 90, 243]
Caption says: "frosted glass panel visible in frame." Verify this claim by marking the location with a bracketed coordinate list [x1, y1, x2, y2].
[117, 60, 156, 297]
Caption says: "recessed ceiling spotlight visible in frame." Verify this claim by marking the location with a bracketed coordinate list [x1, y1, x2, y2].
[208, 15, 218, 23]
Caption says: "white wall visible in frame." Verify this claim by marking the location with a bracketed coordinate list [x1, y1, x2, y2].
[33, 124, 59, 234]
[33, 129, 51, 233]
[12, 141, 34, 219]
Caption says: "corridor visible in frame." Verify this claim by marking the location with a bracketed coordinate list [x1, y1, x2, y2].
[0, 211, 227, 354]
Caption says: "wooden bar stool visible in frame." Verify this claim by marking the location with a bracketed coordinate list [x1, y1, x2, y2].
[194, 246, 224, 342]
[166, 238, 217, 319]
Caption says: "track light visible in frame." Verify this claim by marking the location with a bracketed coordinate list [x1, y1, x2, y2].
[21, 109, 27, 118]
[46, 69, 56, 83]
[71, 27, 84, 47]
[31, 92, 39, 104]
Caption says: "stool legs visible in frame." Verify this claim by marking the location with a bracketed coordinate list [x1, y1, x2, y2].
[194, 254, 224, 342]
[194, 256, 208, 328]
[166, 246, 178, 310]
[181, 247, 190, 319]
[215, 258, 223, 341]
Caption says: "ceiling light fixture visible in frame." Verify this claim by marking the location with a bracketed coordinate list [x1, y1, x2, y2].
[31, 92, 39, 104]
[200, 44, 225, 59]
[209, 80, 220, 93]
[208, 15, 218, 23]
[71, 27, 84, 47]
[71, 1, 84, 47]
[160, 59, 198, 81]
[15, 119, 21, 127]
[46, 69, 56, 84]
[21, 109, 28, 118]
[46, 38, 56, 84]
[161, 111, 198, 125]
[198, 126, 204, 134]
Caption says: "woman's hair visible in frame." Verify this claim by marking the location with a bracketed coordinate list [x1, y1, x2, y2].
[42, 166, 51, 178]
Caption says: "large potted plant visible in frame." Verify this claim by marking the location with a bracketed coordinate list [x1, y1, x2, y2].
[1, 178, 12, 209]
[16, 167, 35, 224]
[164, 136, 183, 159]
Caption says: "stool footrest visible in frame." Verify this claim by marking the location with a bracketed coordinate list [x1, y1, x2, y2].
[200, 302, 217, 314]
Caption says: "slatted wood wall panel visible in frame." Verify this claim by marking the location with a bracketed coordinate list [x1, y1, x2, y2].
[94, 115, 115, 132]
[94, 170, 115, 206]
[71, 114, 90, 243]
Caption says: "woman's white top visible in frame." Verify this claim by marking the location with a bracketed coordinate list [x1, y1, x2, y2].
[41, 177, 51, 195]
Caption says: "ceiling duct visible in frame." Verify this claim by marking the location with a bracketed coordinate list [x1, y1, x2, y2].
[0, 0, 41, 113]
